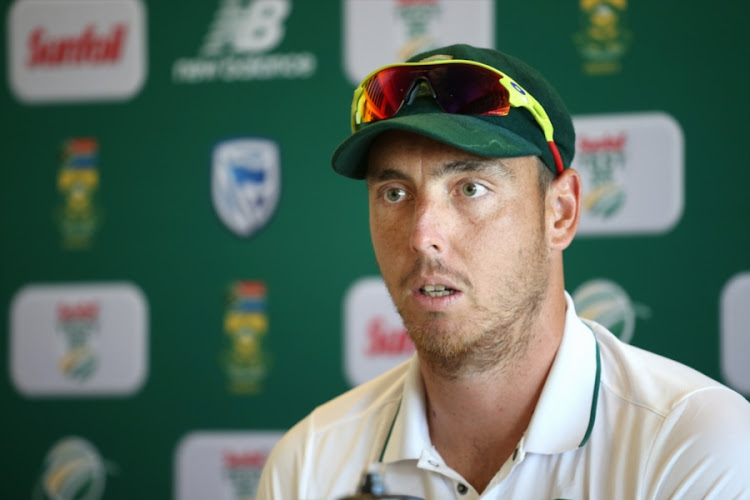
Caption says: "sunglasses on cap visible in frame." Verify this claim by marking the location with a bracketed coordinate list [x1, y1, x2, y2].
[351, 59, 564, 174]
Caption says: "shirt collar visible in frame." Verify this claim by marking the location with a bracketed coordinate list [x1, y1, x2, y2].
[380, 292, 601, 462]
[523, 292, 600, 454]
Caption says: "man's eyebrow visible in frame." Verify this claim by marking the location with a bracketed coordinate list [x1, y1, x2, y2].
[366, 159, 514, 184]
[434, 159, 515, 179]
[366, 168, 412, 184]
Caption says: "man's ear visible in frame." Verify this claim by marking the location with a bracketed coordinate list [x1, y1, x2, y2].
[546, 168, 581, 251]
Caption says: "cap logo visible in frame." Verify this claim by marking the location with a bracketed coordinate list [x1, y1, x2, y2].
[419, 54, 454, 62]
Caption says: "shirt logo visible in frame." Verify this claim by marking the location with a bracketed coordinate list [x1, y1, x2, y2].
[8, 0, 146, 103]
[172, 0, 316, 83]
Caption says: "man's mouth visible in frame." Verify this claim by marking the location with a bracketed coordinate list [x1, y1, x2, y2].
[420, 284, 456, 298]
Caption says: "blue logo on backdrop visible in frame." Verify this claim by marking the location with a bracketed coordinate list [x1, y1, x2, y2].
[211, 138, 281, 237]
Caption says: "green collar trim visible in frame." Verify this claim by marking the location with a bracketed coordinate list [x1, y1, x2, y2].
[379, 398, 402, 462]
[578, 326, 601, 448]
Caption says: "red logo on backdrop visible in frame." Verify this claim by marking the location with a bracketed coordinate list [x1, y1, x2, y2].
[27, 24, 128, 68]
[366, 316, 415, 356]
[578, 133, 627, 154]
[58, 302, 99, 321]
[8, 0, 146, 103]
[223, 451, 266, 469]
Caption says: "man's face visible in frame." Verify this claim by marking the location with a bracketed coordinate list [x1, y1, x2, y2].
[366, 131, 552, 376]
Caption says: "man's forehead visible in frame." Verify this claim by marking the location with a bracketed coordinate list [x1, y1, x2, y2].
[366, 131, 519, 181]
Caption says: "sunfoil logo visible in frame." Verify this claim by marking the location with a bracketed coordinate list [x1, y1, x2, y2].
[8, 0, 146, 103]
[172, 0, 316, 83]
[344, 277, 415, 386]
[26, 24, 127, 67]
[572, 112, 684, 236]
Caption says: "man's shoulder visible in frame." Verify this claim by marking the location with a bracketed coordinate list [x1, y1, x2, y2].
[588, 319, 749, 417]
[310, 357, 411, 431]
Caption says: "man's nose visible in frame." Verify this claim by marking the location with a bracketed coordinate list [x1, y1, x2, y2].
[410, 197, 448, 255]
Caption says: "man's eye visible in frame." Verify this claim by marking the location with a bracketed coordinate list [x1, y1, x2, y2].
[384, 188, 406, 203]
[461, 182, 487, 197]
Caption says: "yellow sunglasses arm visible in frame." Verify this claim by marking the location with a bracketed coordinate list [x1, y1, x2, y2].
[351, 86, 365, 132]
[501, 77, 555, 143]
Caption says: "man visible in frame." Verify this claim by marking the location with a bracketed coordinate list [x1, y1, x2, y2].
[257, 44, 750, 499]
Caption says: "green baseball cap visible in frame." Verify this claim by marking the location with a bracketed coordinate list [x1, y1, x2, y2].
[331, 44, 575, 179]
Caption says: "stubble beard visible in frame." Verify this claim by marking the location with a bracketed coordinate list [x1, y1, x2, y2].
[395, 230, 550, 380]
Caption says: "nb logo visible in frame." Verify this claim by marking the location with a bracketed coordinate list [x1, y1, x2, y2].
[201, 0, 290, 56]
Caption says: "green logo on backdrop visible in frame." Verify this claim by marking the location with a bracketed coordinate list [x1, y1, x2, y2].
[574, 0, 633, 74]
[222, 281, 271, 394]
[578, 133, 627, 218]
[56, 138, 102, 250]
[57, 302, 99, 380]
[395, 0, 440, 60]
[573, 279, 651, 344]
[35, 437, 108, 500]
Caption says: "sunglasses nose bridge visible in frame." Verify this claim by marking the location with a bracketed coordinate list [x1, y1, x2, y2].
[403, 76, 438, 106]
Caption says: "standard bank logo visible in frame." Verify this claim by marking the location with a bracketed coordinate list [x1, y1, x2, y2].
[344, 0, 495, 85]
[572, 279, 650, 344]
[172, 0, 316, 83]
[9, 282, 148, 397]
[35, 436, 111, 500]
[211, 138, 281, 238]
[572, 112, 684, 236]
[7, 0, 146, 103]
[344, 277, 415, 386]
[720, 272, 750, 395]
[175, 431, 283, 500]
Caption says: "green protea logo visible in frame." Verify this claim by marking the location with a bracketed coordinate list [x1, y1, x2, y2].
[573, 279, 649, 344]
[56, 138, 102, 250]
[578, 133, 627, 219]
[35, 437, 107, 500]
[57, 302, 99, 380]
[574, 0, 632, 74]
[395, 0, 440, 60]
[222, 281, 271, 394]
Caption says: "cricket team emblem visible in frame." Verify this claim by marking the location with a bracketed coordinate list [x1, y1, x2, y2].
[574, 0, 632, 74]
[57, 301, 100, 380]
[577, 133, 627, 219]
[56, 138, 102, 249]
[222, 281, 271, 394]
[395, 0, 440, 60]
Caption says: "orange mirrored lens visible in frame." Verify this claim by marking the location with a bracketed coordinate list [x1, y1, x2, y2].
[357, 63, 512, 127]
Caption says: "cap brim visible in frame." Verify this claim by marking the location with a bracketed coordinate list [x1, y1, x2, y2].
[331, 112, 543, 179]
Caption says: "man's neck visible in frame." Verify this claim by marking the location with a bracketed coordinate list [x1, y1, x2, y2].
[419, 294, 566, 493]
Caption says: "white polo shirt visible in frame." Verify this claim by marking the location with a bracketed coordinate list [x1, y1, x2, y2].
[256, 294, 750, 499]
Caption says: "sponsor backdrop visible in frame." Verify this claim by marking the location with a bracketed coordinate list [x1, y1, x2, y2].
[1, 0, 748, 498]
